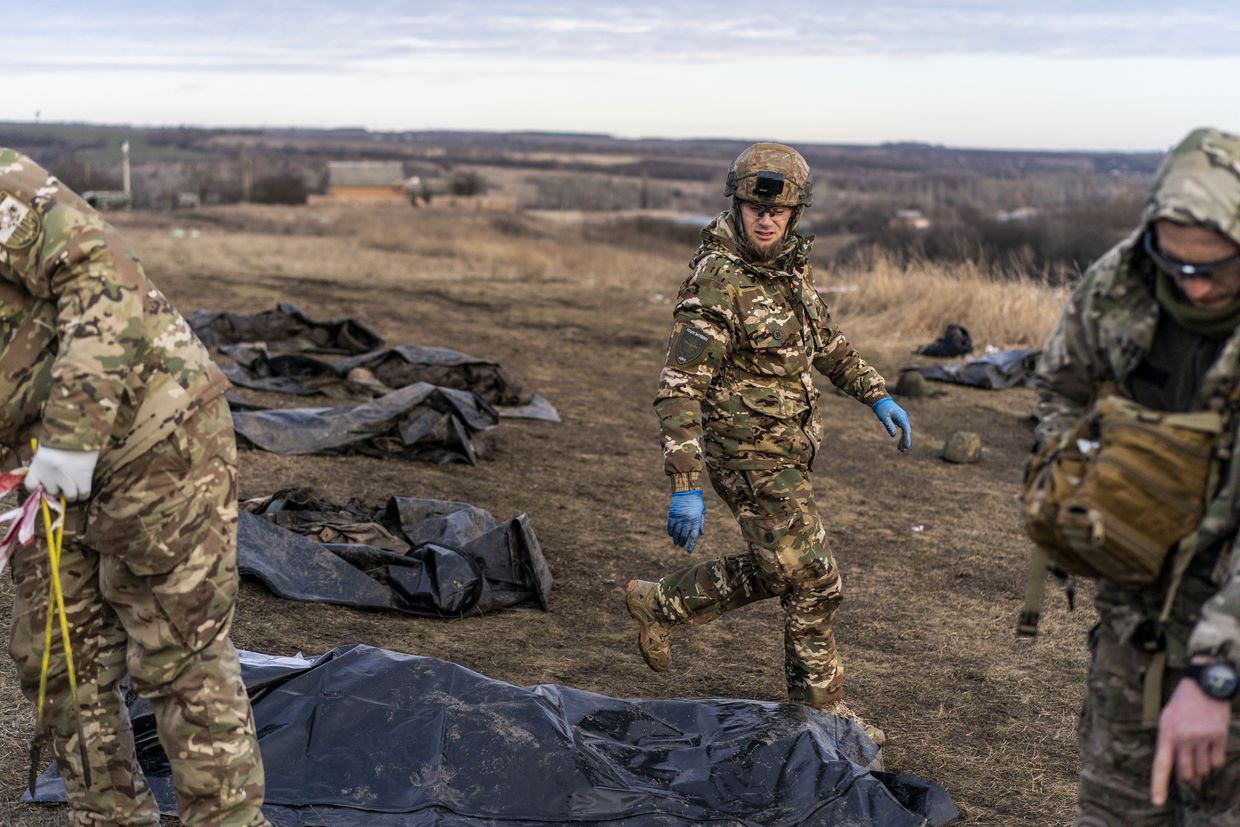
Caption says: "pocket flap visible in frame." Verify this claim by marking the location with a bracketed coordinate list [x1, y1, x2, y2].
[739, 385, 808, 420]
[739, 511, 796, 548]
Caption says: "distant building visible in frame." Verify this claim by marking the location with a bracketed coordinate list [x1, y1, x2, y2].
[82, 190, 131, 210]
[324, 161, 407, 201]
[995, 206, 1040, 222]
[889, 208, 930, 231]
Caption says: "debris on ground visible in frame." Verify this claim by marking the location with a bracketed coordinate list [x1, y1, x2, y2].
[942, 431, 984, 464]
[916, 324, 973, 358]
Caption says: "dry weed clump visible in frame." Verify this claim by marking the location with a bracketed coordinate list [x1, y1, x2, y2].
[826, 252, 1068, 349]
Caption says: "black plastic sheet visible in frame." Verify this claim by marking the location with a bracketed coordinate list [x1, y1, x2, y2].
[220, 342, 560, 422]
[236, 491, 552, 615]
[28, 645, 957, 826]
[188, 302, 385, 354]
[230, 382, 498, 463]
[916, 323, 973, 358]
[904, 348, 1041, 390]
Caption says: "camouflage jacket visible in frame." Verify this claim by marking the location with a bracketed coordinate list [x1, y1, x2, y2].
[1035, 235, 1240, 663]
[0, 149, 228, 478]
[654, 212, 887, 491]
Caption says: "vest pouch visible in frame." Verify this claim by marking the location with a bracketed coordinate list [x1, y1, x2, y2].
[1022, 395, 1219, 584]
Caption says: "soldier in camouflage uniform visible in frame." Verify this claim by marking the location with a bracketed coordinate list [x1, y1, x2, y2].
[625, 143, 911, 738]
[1036, 128, 1240, 825]
[0, 149, 271, 826]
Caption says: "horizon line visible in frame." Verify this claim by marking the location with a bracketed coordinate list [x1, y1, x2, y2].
[0, 118, 1171, 157]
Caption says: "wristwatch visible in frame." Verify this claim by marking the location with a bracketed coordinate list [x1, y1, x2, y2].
[1185, 660, 1240, 701]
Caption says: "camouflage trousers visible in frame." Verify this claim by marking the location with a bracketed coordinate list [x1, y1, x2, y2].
[7, 396, 270, 827]
[1076, 617, 1240, 826]
[653, 462, 843, 706]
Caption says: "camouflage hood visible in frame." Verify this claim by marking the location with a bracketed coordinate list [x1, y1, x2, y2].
[698, 210, 808, 274]
[1143, 127, 1240, 247]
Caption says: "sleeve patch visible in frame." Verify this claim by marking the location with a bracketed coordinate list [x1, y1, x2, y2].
[0, 191, 41, 250]
[673, 325, 711, 366]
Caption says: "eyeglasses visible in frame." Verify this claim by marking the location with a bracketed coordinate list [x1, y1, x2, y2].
[1142, 229, 1240, 280]
[741, 202, 789, 220]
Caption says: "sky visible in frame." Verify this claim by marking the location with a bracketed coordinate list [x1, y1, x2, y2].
[5, 1, 1239, 151]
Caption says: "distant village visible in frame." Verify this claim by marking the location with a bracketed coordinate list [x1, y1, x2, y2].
[4, 121, 1154, 277]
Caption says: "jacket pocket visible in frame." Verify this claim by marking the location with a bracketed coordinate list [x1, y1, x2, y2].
[738, 385, 809, 421]
[738, 289, 800, 349]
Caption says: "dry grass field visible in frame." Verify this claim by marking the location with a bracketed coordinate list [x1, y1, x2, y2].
[0, 202, 1089, 826]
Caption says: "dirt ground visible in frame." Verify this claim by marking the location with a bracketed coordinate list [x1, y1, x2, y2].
[0, 205, 1092, 826]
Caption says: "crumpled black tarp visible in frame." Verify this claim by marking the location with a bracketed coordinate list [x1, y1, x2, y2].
[237, 490, 552, 614]
[230, 382, 498, 463]
[28, 644, 958, 826]
[916, 323, 973, 357]
[219, 342, 560, 422]
[904, 348, 1041, 390]
[188, 302, 385, 354]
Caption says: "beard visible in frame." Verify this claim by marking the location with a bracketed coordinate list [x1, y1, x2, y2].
[741, 231, 786, 265]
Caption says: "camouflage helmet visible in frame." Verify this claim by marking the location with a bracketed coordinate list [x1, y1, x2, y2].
[724, 142, 813, 208]
[1143, 127, 1240, 248]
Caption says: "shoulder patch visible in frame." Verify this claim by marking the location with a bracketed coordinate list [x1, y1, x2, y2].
[673, 325, 711, 366]
[0, 191, 41, 250]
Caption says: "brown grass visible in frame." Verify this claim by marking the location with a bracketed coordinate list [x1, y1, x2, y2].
[826, 251, 1068, 349]
[0, 203, 1087, 825]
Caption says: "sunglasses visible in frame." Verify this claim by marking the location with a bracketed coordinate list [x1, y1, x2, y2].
[1143, 229, 1240, 280]
[742, 202, 789, 219]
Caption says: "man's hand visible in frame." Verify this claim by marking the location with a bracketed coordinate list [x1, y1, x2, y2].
[25, 447, 99, 502]
[872, 398, 912, 452]
[666, 490, 705, 553]
[1150, 676, 1232, 806]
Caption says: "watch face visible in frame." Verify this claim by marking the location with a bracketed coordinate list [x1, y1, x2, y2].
[1200, 663, 1240, 701]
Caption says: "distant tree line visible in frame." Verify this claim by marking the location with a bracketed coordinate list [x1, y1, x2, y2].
[824, 193, 1147, 281]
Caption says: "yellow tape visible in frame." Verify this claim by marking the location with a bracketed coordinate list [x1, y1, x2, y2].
[28, 438, 89, 786]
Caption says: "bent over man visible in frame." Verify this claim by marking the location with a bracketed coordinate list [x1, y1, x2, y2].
[625, 143, 910, 741]
[1036, 127, 1240, 825]
[0, 149, 270, 826]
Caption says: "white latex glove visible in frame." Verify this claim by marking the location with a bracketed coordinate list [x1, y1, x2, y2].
[25, 447, 100, 502]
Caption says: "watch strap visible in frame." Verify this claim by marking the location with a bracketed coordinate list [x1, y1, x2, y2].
[1185, 660, 1240, 701]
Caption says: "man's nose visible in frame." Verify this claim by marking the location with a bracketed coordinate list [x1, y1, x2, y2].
[1181, 278, 1216, 303]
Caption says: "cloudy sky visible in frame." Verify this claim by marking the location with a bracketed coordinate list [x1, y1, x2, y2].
[6, 1, 1238, 150]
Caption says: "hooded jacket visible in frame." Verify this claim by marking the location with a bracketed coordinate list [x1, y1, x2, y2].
[1035, 127, 1240, 662]
[654, 211, 887, 491]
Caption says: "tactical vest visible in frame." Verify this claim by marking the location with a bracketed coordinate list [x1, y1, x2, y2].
[1021, 394, 1221, 583]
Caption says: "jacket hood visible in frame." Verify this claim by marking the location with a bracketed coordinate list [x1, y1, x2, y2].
[1143, 127, 1240, 248]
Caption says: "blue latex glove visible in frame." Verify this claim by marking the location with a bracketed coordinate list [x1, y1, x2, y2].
[666, 490, 706, 553]
[872, 398, 912, 452]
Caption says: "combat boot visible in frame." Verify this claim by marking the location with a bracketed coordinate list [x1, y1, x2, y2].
[816, 700, 886, 749]
[625, 579, 672, 673]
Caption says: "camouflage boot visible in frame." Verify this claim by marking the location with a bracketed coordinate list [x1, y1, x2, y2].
[816, 700, 886, 749]
[625, 580, 672, 673]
